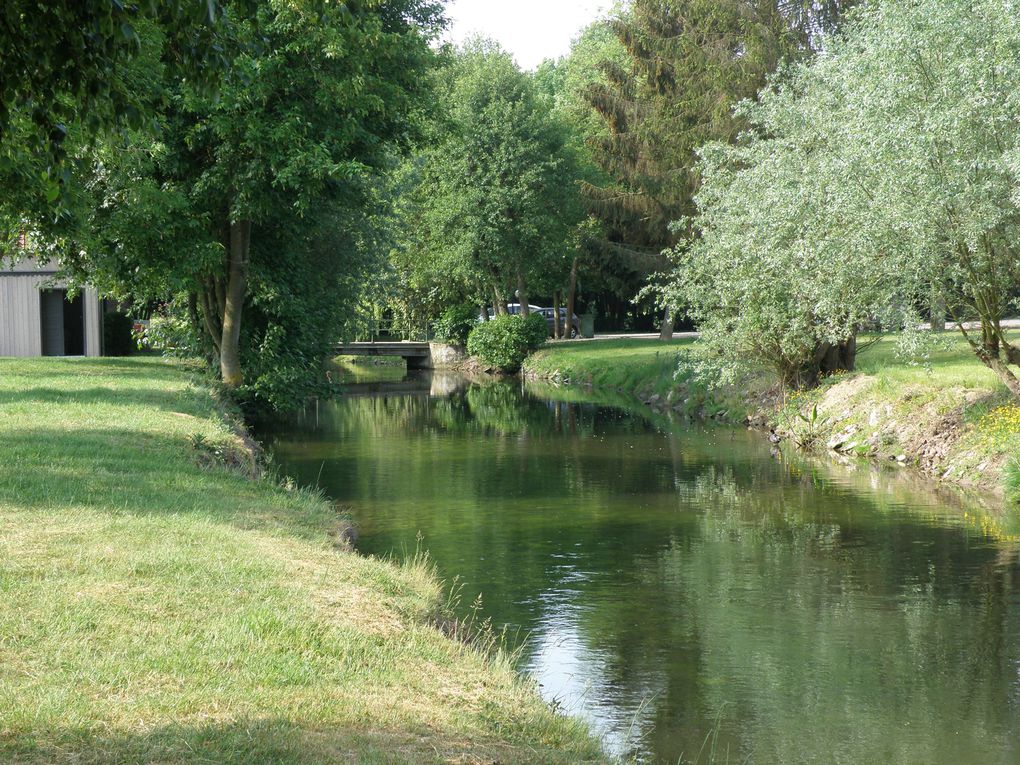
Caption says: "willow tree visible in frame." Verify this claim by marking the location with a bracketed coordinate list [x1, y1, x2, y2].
[670, 0, 1020, 396]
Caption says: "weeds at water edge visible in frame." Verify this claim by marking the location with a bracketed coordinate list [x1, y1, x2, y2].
[1006, 458, 1020, 505]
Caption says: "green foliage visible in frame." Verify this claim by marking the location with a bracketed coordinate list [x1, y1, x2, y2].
[387, 40, 586, 326]
[433, 304, 478, 346]
[146, 304, 204, 359]
[669, 0, 1020, 396]
[1006, 459, 1020, 505]
[39, 0, 442, 406]
[0, 1, 236, 208]
[467, 314, 548, 373]
[582, 0, 803, 258]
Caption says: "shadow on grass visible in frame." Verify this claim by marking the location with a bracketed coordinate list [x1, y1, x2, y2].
[0, 718, 588, 765]
[0, 385, 206, 413]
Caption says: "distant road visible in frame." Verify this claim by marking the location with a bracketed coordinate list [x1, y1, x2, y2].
[574, 320, 1020, 343]
[572, 331, 697, 342]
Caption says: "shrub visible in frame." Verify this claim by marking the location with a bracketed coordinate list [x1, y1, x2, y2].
[467, 313, 547, 373]
[433, 303, 478, 346]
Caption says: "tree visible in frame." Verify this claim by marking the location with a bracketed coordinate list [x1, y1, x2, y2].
[534, 24, 635, 338]
[578, 1, 806, 337]
[669, 0, 1020, 396]
[389, 41, 585, 328]
[0, 1, 235, 206]
[50, 0, 442, 400]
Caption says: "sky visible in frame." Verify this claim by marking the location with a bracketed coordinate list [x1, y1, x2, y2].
[443, 0, 611, 70]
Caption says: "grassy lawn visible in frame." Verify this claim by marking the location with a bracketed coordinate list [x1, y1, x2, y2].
[0, 357, 604, 764]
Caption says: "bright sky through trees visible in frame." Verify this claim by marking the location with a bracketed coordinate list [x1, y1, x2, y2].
[444, 0, 610, 69]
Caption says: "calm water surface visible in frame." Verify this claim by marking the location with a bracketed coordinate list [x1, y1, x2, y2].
[260, 371, 1020, 764]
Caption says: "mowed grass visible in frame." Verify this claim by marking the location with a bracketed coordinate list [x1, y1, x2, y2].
[854, 332, 1008, 390]
[0, 357, 605, 765]
[525, 339, 693, 398]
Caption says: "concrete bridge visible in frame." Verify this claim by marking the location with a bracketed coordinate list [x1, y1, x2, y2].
[335, 341, 435, 369]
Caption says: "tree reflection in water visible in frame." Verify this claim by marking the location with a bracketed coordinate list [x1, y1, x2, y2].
[261, 373, 1020, 765]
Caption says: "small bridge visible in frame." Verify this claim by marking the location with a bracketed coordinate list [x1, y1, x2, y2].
[335, 341, 433, 369]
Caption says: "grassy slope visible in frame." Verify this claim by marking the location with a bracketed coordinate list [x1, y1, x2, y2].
[524, 338, 693, 400]
[524, 334, 1020, 502]
[524, 338, 745, 419]
[774, 334, 1020, 500]
[0, 357, 604, 765]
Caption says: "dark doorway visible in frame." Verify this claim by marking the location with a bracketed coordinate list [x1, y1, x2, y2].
[40, 289, 86, 356]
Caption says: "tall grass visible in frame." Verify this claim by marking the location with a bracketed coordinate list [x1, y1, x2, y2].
[1006, 458, 1020, 505]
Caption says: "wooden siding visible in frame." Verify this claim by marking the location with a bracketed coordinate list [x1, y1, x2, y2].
[0, 275, 103, 357]
[84, 287, 101, 356]
[0, 275, 43, 356]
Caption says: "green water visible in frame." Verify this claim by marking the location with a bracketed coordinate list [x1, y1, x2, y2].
[261, 372, 1020, 764]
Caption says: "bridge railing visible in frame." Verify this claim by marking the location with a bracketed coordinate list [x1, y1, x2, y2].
[352, 318, 435, 344]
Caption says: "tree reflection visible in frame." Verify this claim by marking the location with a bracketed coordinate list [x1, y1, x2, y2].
[261, 377, 1020, 765]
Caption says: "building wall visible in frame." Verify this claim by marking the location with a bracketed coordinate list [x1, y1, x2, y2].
[84, 287, 101, 357]
[0, 258, 103, 357]
[0, 274, 43, 356]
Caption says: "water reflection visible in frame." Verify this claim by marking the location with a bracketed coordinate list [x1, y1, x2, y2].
[260, 372, 1020, 764]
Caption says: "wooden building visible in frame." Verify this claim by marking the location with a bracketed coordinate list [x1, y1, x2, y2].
[0, 257, 103, 357]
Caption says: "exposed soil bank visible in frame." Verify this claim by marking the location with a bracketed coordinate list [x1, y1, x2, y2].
[762, 372, 1010, 501]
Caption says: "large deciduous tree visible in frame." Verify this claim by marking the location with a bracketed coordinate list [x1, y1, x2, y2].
[389, 41, 585, 327]
[0, 1, 235, 206]
[60, 0, 441, 397]
[669, 0, 1020, 396]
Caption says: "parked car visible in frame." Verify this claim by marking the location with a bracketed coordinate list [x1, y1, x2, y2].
[539, 307, 580, 338]
[477, 304, 579, 338]
[477, 303, 544, 321]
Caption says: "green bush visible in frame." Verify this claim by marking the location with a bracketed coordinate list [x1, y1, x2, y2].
[433, 303, 478, 346]
[467, 313, 547, 373]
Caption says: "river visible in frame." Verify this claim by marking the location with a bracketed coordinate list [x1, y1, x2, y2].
[259, 370, 1020, 764]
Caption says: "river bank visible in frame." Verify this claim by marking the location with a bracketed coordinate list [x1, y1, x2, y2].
[0, 357, 604, 764]
[524, 335, 1020, 506]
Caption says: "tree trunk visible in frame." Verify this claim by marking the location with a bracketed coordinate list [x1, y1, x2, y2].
[659, 306, 674, 340]
[819, 335, 856, 375]
[197, 283, 222, 357]
[983, 318, 1001, 359]
[219, 218, 252, 388]
[931, 289, 946, 332]
[795, 335, 858, 389]
[566, 257, 578, 339]
[516, 272, 530, 316]
[480, 302, 489, 322]
[987, 356, 1020, 399]
[493, 286, 508, 316]
[553, 290, 562, 339]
